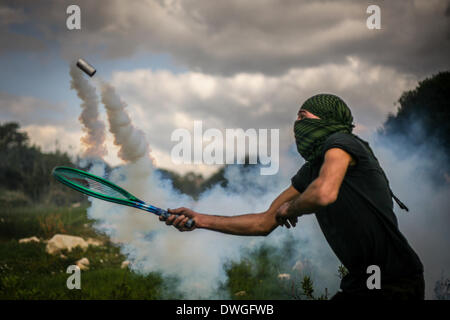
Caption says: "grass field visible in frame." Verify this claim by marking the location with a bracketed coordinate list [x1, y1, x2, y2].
[0, 205, 185, 299]
[0, 205, 324, 300]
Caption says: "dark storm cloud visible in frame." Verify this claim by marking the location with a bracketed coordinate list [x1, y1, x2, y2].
[0, 91, 74, 127]
[0, 0, 448, 77]
[0, 5, 45, 53]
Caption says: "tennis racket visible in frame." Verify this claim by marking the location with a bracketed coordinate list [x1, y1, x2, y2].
[52, 166, 195, 229]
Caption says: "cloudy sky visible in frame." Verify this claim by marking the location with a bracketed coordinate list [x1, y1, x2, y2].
[1, 0, 449, 175]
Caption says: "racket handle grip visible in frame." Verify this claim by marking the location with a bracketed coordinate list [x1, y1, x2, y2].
[160, 209, 195, 229]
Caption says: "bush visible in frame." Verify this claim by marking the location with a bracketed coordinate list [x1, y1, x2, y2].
[218, 240, 329, 300]
[0, 189, 31, 207]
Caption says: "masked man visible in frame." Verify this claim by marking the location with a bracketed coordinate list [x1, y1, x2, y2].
[162, 94, 424, 300]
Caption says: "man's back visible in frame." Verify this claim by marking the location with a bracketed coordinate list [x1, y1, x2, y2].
[291, 132, 423, 293]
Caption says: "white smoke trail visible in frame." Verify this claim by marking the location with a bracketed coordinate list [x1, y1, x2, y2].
[100, 82, 150, 164]
[69, 64, 107, 159]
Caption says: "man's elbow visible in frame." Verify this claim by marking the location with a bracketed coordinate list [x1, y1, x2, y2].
[262, 224, 277, 236]
[257, 215, 277, 236]
[258, 226, 275, 237]
[316, 188, 338, 207]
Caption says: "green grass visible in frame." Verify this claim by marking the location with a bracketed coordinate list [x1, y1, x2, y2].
[0, 205, 97, 241]
[0, 205, 183, 299]
[0, 265, 178, 299]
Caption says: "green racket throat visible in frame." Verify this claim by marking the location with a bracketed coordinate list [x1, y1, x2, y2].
[52, 166, 195, 229]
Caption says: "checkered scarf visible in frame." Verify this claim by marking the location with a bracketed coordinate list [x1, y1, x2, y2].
[294, 94, 354, 162]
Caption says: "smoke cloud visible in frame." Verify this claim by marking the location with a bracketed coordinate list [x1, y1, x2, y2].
[372, 134, 450, 299]
[68, 69, 339, 298]
[71, 68, 448, 299]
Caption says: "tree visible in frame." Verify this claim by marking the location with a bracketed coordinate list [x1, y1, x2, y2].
[380, 71, 449, 148]
[0, 122, 76, 203]
[379, 71, 450, 184]
[0, 122, 29, 150]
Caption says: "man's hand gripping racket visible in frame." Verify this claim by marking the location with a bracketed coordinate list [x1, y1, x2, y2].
[159, 207, 198, 231]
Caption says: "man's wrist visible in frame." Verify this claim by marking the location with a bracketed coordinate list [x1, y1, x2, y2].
[287, 198, 300, 217]
[194, 213, 206, 229]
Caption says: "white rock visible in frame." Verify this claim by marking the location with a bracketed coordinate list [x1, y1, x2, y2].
[19, 236, 40, 244]
[45, 234, 88, 255]
[234, 291, 247, 297]
[71, 202, 81, 208]
[121, 261, 130, 269]
[76, 257, 90, 270]
[86, 238, 103, 246]
[278, 273, 291, 280]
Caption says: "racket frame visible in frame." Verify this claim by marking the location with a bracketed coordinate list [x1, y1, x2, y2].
[52, 166, 175, 221]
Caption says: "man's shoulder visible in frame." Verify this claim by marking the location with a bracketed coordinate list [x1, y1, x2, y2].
[322, 132, 373, 165]
[324, 131, 357, 145]
[324, 132, 366, 152]
[291, 161, 315, 193]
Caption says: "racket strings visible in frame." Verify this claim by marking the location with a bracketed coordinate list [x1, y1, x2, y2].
[60, 171, 128, 200]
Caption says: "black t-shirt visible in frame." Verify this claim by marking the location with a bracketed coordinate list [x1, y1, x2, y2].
[291, 132, 423, 292]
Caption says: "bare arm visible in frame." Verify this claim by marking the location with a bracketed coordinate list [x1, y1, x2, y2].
[278, 148, 353, 219]
[163, 185, 300, 236]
